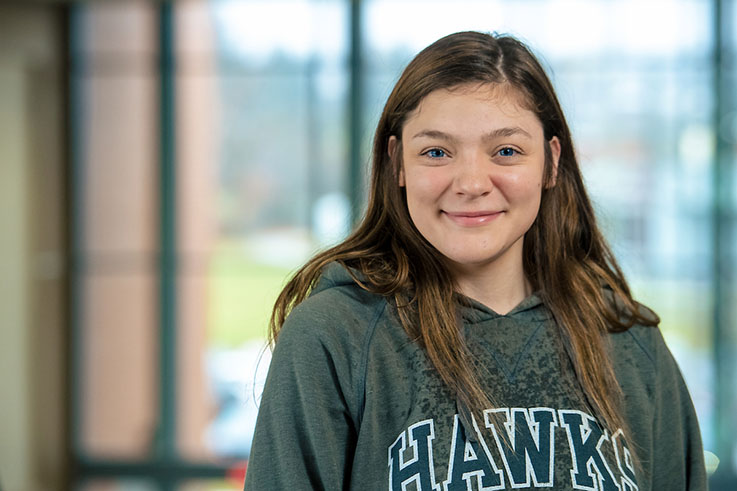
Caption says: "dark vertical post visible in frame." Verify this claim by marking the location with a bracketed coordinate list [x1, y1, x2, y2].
[711, 0, 735, 480]
[67, 3, 85, 486]
[157, 2, 177, 482]
[348, 0, 363, 222]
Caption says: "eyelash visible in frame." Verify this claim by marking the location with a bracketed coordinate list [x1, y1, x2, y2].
[422, 147, 519, 158]
[498, 147, 517, 157]
[423, 148, 447, 158]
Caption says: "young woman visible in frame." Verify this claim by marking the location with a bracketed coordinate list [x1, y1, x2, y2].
[243, 31, 707, 490]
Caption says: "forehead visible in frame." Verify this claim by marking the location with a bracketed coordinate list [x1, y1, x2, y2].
[402, 83, 542, 138]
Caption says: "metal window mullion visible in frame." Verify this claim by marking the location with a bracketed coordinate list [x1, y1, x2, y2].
[711, 0, 736, 484]
[348, 0, 363, 223]
[157, 3, 178, 487]
[68, 2, 87, 485]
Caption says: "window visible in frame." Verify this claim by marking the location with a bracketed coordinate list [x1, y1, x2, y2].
[69, 0, 737, 488]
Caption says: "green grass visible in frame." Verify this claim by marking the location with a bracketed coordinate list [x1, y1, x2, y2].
[208, 250, 295, 348]
[630, 277, 712, 352]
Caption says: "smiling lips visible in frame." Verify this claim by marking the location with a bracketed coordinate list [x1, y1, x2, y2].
[442, 210, 503, 226]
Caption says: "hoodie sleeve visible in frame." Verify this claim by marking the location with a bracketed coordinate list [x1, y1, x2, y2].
[650, 328, 707, 491]
[243, 300, 359, 491]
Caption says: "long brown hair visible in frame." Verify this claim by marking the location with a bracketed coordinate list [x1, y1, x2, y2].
[270, 31, 658, 444]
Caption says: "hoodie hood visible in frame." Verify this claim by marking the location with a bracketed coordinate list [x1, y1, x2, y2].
[312, 261, 550, 325]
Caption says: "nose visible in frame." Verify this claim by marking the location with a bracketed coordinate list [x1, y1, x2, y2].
[454, 151, 493, 197]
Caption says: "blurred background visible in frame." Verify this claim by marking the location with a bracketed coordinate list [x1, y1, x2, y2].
[0, 0, 735, 490]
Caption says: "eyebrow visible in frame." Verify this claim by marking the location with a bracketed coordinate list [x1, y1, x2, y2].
[484, 126, 533, 140]
[410, 126, 533, 141]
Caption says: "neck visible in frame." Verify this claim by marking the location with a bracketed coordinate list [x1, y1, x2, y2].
[448, 251, 531, 315]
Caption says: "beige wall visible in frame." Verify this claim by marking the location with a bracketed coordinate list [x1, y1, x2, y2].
[0, 3, 222, 488]
[78, 0, 219, 461]
[0, 5, 67, 491]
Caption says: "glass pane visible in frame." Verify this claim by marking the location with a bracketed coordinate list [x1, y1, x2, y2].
[174, 0, 349, 460]
[178, 478, 243, 491]
[79, 480, 158, 491]
[79, 1, 159, 458]
[364, 0, 710, 66]
[82, 274, 157, 456]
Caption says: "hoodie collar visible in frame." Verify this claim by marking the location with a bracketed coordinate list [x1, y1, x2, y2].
[313, 261, 551, 323]
[458, 293, 550, 325]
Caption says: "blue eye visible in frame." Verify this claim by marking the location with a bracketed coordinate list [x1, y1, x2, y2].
[426, 148, 446, 158]
[498, 147, 517, 157]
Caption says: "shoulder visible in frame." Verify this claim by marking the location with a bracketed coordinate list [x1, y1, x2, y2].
[609, 324, 659, 365]
[275, 262, 393, 364]
[603, 297, 665, 395]
[283, 264, 389, 337]
[608, 321, 707, 488]
[607, 314, 689, 404]
[268, 264, 395, 424]
[602, 292, 662, 367]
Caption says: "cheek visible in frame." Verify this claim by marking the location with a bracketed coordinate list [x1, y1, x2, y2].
[403, 168, 449, 204]
[497, 173, 540, 200]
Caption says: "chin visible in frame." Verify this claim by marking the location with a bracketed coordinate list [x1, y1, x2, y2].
[442, 252, 503, 269]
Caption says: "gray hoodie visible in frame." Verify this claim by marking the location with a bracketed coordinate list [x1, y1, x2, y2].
[244, 262, 706, 490]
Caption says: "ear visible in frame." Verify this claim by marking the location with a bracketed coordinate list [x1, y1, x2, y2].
[388, 135, 405, 187]
[547, 136, 561, 188]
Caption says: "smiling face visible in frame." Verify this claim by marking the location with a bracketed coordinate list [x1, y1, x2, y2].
[391, 83, 560, 285]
